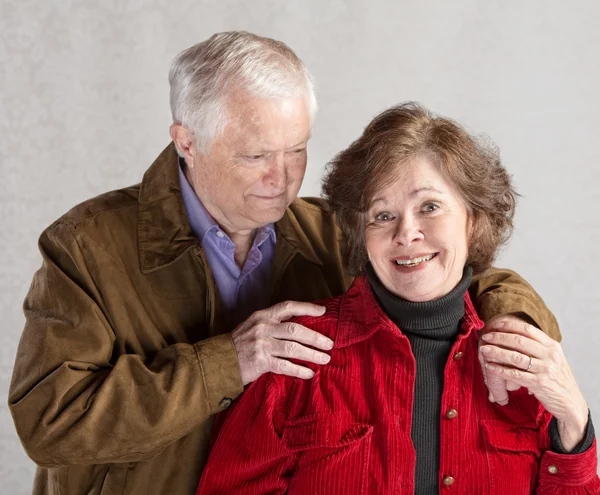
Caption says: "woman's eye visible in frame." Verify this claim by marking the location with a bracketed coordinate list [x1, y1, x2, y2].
[375, 212, 393, 221]
[422, 203, 439, 213]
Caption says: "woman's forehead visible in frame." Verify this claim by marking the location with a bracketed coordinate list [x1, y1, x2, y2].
[368, 158, 455, 204]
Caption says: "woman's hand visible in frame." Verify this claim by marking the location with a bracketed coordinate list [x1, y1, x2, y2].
[480, 320, 589, 451]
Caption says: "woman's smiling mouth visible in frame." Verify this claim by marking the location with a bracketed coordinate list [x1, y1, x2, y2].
[393, 253, 438, 268]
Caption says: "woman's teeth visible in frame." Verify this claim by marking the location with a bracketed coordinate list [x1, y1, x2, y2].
[394, 254, 435, 266]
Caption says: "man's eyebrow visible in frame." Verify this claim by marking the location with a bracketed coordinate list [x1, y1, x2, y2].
[285, 139, 309, 150]
[237, 138, 310, 154]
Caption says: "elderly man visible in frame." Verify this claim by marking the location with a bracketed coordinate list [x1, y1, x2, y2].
[9, 32, 559, 494]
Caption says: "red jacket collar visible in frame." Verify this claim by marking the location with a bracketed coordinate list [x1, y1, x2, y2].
[334, 274, 485, 348]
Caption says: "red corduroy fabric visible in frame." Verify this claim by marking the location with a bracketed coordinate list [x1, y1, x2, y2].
[198, 275, 600, 494]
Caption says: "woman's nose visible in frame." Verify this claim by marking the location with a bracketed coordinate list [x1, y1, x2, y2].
[392, 216, 424, 245]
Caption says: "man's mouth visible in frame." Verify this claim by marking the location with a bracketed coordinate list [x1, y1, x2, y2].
[393, 253, 437, 267]
[254, 193, 285, 200]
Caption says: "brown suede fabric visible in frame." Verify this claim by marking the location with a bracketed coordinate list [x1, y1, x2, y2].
[8, 143, 559, 494]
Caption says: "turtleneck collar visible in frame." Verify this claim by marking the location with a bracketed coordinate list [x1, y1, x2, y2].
[366, 263, 473, 339]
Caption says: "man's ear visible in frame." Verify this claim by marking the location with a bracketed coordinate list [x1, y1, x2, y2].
[169, 123, 196, 169]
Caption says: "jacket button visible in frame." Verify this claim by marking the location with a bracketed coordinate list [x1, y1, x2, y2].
[548, 464, 559, 474]
[219, 397, 233, 409]
[442, 476, 455, 486]
[445, 409, 458, 420]
[453, 352, 464, 361]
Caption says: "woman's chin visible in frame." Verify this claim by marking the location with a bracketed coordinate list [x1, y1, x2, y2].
[387, 272, 453, 302]
[386, 282, 437, 302]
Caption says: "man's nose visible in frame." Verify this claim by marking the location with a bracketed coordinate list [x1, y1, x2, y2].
[264, 153, 287, 190]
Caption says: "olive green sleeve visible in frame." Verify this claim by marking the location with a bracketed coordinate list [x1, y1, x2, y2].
[469, 267, 561, 342]
[8, 222, 243, 467]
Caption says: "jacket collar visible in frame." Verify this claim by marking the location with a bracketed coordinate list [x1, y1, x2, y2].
[137, 143, 323, 273]
[272, 205, 323, 268]
[334, 274, 484, 348]
[138, 143, 197, 273]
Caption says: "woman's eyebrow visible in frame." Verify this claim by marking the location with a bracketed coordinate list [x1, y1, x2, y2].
[369, 186, 445, 208]
[409, 186, 444, 197]
[369, 197, 387, 208]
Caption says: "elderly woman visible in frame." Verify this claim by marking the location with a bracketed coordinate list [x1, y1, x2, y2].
[197, 103, 599, 494]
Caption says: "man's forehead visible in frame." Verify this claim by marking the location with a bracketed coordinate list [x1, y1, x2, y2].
[228, 129, 311, 151]
[223, 99, 311, 148]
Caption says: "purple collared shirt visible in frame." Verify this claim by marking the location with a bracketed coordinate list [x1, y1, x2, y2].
[178, 164, 276, 324]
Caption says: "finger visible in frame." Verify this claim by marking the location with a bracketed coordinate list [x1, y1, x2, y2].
[485, 374, 510, 406]
[265, 301, 327, 321]
[480, 344, 540, 372]
[485, 362, 538, 388]
[271, 339, 331, 365]
[506, 381, 522, 391]
[271, 322, 334, 350]
[486, 317, 555, 347]
[478, 342, 509, 405]
[269, 357, 315, 379]
[480, 331, 545, 358]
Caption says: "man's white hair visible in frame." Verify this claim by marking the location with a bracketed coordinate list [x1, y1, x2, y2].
[169, 31, 318, 154]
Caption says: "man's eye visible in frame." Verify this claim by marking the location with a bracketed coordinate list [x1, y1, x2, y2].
[285, 148, 306, 156]
[375, 212, 393, 221]
[246, 154, 264, 160]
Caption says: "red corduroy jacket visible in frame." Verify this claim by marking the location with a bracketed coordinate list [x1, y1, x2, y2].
[197, 275, 600, 494]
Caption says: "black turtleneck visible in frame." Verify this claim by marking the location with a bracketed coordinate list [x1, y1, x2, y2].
[366, 264, 473, 495]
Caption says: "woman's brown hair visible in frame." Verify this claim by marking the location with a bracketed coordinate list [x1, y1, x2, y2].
[322, 102, 516, 275]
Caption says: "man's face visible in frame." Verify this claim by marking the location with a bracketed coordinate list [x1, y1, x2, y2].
[187, 92, 311, 235]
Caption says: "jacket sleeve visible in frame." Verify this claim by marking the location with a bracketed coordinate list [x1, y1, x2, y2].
[470, 267, 561, 341]
[8, 221, 244, 467]
[536, 409, 600, 494]
[197, 374, 294, 494]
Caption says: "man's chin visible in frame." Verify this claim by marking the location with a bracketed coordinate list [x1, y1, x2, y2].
[248, 205, 287, 224]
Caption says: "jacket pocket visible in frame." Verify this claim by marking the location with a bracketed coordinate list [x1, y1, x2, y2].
[282, 413, 373, 495]
[481, 420, 540, 494]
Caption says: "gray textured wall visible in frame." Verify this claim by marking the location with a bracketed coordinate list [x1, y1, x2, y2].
[2, 0, 599, 492]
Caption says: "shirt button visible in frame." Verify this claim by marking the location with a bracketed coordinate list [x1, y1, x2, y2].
[453, 352, 464, 361]
[442, 476, 455, 486]
[445, 409, 458, 420]
[548, 464, 559, 474]
[219, 397, 233, 409]
[216, 231, 225, 238]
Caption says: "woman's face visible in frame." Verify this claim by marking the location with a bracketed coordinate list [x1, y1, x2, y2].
[365, 156, 470, 302]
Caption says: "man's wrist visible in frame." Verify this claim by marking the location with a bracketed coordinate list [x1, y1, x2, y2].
[556, 402, 589, 452]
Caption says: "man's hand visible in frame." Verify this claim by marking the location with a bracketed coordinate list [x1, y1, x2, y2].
[231, 301, 333, 386]
[480, 320, 588, 451]
[478, 314, 524, 405]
